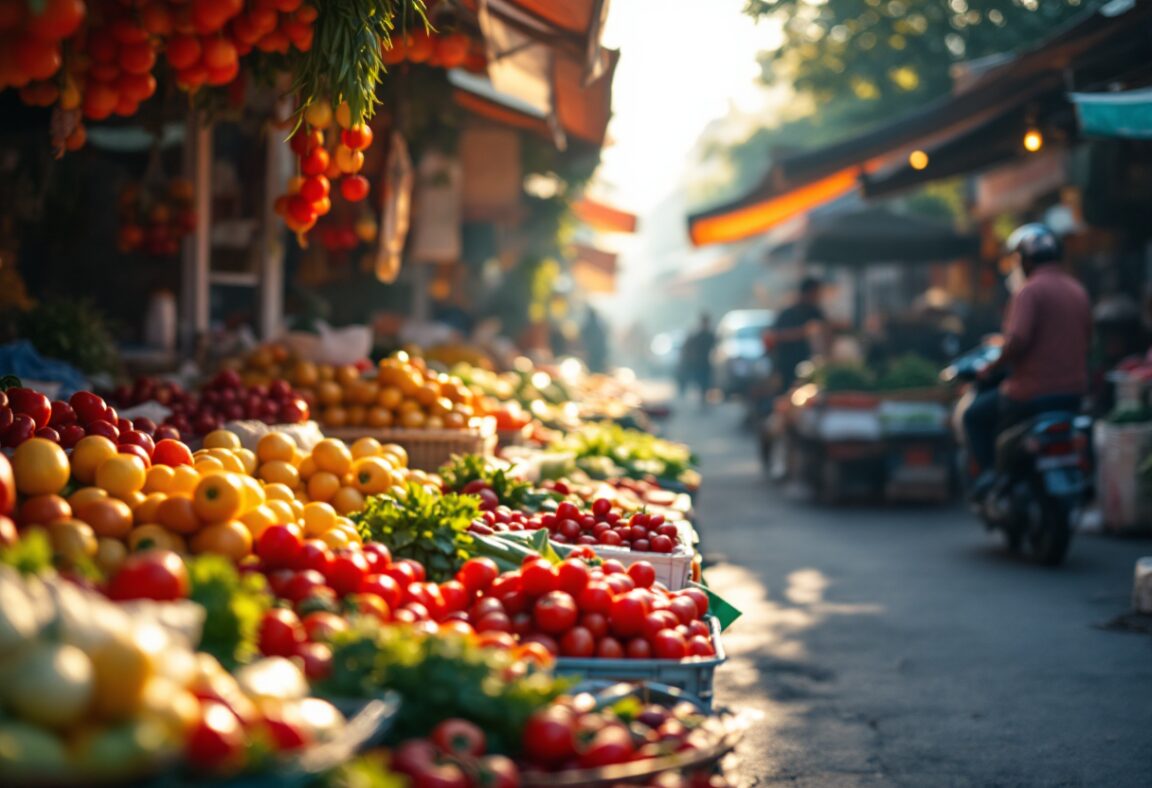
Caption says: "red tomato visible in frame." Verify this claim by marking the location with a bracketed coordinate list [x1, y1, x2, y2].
[294, 641, 333, 681]
[598, 530, 622, 546]
[521, 633, 559, 656]
[0, 454, 13, 516]
[578, 724, 636, 768]
[559, 626, 596, 658]
[601, 559, 627, 575]
[438, 579, 469, 613]
[651, 628, 688, 660]
[687, 635, 716, 657]
[256, 525, 302, 569]
[609, 592, 650, 638]
[475, 611, 511, 633]
[297, 540, 332, 574]
[520, 558, 558, 597]
[576, 580, 613, 615]
[69, 391, 107, 423]
[469, 597, 505, 620]
[302, 611, 348, 642]
[7, 388, 51, 428]
[396, 558, 426, 582]
[349, 593, 392, 623]
[667, 596, 699, 625]
[339, 174, 369, 202]
[579, 611, 609, 640]
[680, 588, 710, 618]
[383, 563, 417, 589]
[650, 535, 674, 553]
[48, 400, 75, 426]
[325, 551, 369, 596]
[625, 638, 652, 659]
[152, 438, 193, 466]
[591, 498, 612, 517]
[596, 636, 625, 659]
[534, 591, 578, 634]
[106, 549, 189, 601]
[258, 608, 305, 656]
[498, 589, 529, 616]
[522, 707, 577, 765]
[604, 574, 635, 596]
[186, 701, 246, 774]
[509, 611, 533, 636]
[361, 541, 392, 569]
[430, 718, 486, 757]
[556, 558, 590, 596]
[282, 569, 328, 603]
[627, 561, 657, 589]
[474, 755, 519, 788]
[85, 419, 119, 443]
[555, 501, 578, 521]
[477, 630, 518, 651]
[641, 610, 680, 641]
[488, 571, 521, 598]
[360, 573, 402, 608]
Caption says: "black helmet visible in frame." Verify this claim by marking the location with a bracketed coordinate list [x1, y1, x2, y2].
[1005, 223, 1062, 265]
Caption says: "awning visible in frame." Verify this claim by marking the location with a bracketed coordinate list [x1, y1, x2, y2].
[687, 0, 1152, 246]
[572, 197, 637, 233]
[571, 242, 618, 293]
[801, 207, 979, 265]
[1071, 87, 1152, 139]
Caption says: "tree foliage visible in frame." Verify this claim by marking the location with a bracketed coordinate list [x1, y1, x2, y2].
[745, 0, 1098, 119]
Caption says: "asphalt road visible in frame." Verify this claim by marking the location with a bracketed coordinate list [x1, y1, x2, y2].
[662, 401, 1152, 787]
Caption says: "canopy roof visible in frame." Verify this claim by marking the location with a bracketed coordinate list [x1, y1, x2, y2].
[800, 207, 979, 266]
[687, 0, 1152, 247]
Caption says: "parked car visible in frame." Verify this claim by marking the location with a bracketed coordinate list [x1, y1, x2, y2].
[713, 309, 775, 398]
[649, 329, 687, 380]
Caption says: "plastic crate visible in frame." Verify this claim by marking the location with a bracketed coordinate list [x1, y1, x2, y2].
[554, 617, 726, 710]
[588, 539, 695, 590]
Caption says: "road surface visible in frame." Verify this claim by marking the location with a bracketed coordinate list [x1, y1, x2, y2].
[663, 401, 1152, 787]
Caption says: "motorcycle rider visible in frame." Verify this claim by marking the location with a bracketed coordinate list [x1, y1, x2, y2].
[964, 223, 1092, 496]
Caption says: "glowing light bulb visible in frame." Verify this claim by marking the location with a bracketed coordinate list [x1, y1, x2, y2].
[1023, 128, 1043, 152]
[908, 150, 929, 170]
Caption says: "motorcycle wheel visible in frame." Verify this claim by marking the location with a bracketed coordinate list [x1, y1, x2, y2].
[1028, 485, 1072, 566]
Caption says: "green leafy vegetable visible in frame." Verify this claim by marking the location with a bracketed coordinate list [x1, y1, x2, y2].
[351, 483, 480, 582]
[0, 529, 53, 575]
[186, 555, 272, 670]
[552, 423, 697, 483]
[439, 454, 558, 511]
[876, 354, 940, 391]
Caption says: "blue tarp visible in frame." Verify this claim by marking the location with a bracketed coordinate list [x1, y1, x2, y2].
[1071, 88, 1152, 140]
[0, 341, 89, 398]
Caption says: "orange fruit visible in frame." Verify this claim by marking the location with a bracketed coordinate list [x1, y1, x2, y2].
[317, 380, 343, 406]
[96, 454, 147, 500]
[239, 505, 278, 539]
[74, 498, 133, 539]
[156, 496, 201, 535]
[345, 405, 367, 426]
[68, 486, 109, 511]
[399, 409, 426, 429]
[190, 520, 252, 560]
[234, 448, 258, 476]
[331, 486, 365, 516]
[263, 483, 296, 502]
[19, 494, 72, 526]
[377, 386, 403, 410]
[259, 460, 300, 489]
[366, 407, 394, 428]
[128, 524, 187, 553]
[144, 465, 176, 494]
[414, 383, 440, 408]
[307, 471, 341, 502]
[13, 438, 71, 496]
[266, 499, 297, 525]
[257, 432, 297, 464]
[312, 439, 352, 475]
[193, 473, 244, 522]
[239, 475, 265, 511]
[382, 445, 408, 468]
[301, 502, 337, 536]
[351, 437, 382, 459]
[132, 492, 167, 524]
[203, 430, 241, 450]
[335, 365, 360, 387]
[194, 456, 225, 474]
[351, 456, 393, 495]
[70, 435, 118, 485]
[291, 360, 319, 387]
[170, 466, 201, 496]
[207, 449, 244, 474]
[297, 456, 317, 480]
[319, 529, 350, 549]
[320, 406, 348, 428]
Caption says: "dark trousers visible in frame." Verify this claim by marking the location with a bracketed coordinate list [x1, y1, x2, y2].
[963, 388, 1082, 472]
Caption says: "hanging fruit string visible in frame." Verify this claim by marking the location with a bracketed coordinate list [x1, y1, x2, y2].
[289, 0, 428, 129]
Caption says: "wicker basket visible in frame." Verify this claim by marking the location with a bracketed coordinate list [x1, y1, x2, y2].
[325, 417, 497, 471]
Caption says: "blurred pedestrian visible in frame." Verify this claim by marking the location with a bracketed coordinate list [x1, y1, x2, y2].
[766, 277, 828, 391]
[581, 308, 609, 373]
[680, 313, 716, 408]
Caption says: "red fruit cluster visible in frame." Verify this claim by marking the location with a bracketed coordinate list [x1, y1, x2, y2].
[227, 0, 315, 57]
[380, 29, 480, 71]
[0, 387, 180, 452]
[467, 505, 546, 536]
[0, 0, 85, 90]
[117, 179, 196, 257]
[391, 719, 519, 788]
[542, 500, 682, 553]
[156, 370, 310, 436]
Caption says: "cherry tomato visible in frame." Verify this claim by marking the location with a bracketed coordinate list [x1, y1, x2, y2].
[438, 579, 469, 613]
[396, 558, 426, 582]
[601, 559, 627, 575]
[650, 534, 675, 553]
[498, 589, 529, 616]
[7, 388, 51, 428]
[559, 626, 595, 658]
[302, 611, 348, 642]
[522, 707, 577, 765]
[105, 549, 189, 601]
[521, 633, 559, 656]
[651, 628, 688, 660]
[520, 558, 558, 597]
[360, 573, 402, 608]
[430, 718, 486, 757]
[680, 588, 710, 618]
[361, 541, 392, 569]
[556, 558, 590, 596]
[578, 724, 635, 768]
[627, 561, 657, 589]
[325, 550, 369, 596]
[297, 540, 332, 574]
[294, 641, 333, 681]
[282, 569, 328, 603]
[625, 637, 652, 659]
[577, 580, 613, 614]
[153, 438, 194, 466]
[667, 596, 700, 625]
[186, 701, 246, 774]
[609, 592, 650, 638]
[687, 635, 716, 657]
[474, 611, 511, 633]
[256, 524, 302, 569]
[534, 591, 578, 634]
[604, 574, 635, 596]
[258, 608, 305, 656]
[579, 611, 609, 640]
[641, 610, 680, 641]
[596, 636, 625, 659]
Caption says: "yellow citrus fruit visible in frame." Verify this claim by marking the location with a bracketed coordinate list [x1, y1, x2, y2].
[234, 448, 258, 475]
[203, 430, 241, 450]
[70, 435, 118, 485]
[331, 486, 365, 516]
[297, 455, 318, 480]
[14, 438, 71, 496]
[307, 471, 341, 503]
[132, 493, 167, 525]
[190, 520, 252, 560]
[95, 454, 147, 500]
[337, 523, 361, 545]
[266, 499, 297, 525]
[301, 502, 338, 537]
[68, 486, 109, 510]
[259, 460, 300, 489]
[128, 524, 187, 553]
[351, 456, 394, 495]
[239, 505, 278, 539]
[319, 528, 350, 549]
[382, 444, 408, 468]
[193, 473, 244, 522]
[194, 456, 225, 474]
[257, 432, 297, 464]
[170, 466, 201, 496]
[263, 482, 295, 503]
[155, 496, 200, 535]
[239, 475, 265, 511]
[311, 439, 353, 475]
[144, 465, 176, 494]
[208, 449, 244, 474]
[121, 491, 147, 511]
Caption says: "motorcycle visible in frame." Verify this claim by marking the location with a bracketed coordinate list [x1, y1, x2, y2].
[941, 339, 1092, 566]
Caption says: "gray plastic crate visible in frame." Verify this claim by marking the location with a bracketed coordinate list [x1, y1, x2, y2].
[553, 617, 727, 710]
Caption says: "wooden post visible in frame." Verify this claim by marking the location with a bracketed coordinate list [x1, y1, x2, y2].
[182, 116, 212, 356]
[260, 110, 289, 340]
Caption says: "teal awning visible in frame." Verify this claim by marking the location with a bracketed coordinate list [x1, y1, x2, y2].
[1070, 88, 1152, 139]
